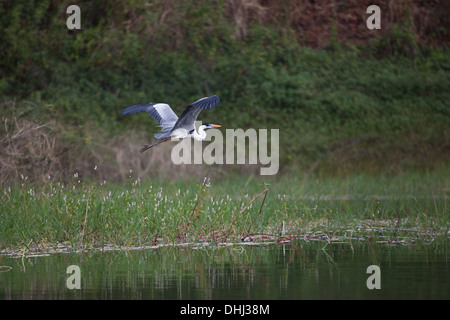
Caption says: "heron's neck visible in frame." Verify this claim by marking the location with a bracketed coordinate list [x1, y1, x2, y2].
[192, 126, 207, 141]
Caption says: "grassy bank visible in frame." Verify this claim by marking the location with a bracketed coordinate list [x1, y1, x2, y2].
[1, 169, 448, 255]
[0, 2, 449, 255]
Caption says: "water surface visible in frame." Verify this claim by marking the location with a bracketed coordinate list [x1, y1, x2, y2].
[0, 241, 448, 300]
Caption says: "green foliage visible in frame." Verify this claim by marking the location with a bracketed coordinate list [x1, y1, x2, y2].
[0, 1, 449, 177]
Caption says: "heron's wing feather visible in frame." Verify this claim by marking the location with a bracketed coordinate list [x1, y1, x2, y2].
[147, 103, 179, 131]
[121, 103, 152, 115]
[173, 105, 203, 131]
[191, 95, 220, 110]
[172, 95, 220, 131]
[121, 103, 178, 132]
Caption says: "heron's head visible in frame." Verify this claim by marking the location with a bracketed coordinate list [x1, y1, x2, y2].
[202, 123, 221, 129]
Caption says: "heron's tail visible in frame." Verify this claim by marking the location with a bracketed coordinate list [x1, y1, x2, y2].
[154, 132, 170, 139]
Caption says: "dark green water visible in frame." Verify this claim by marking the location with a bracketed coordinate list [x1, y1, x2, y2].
[0, 241, 448, 300]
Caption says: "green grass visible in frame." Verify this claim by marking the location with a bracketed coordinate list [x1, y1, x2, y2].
[1, 169, 448, 255]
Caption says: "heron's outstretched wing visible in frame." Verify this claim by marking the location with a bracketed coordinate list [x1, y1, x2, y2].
[121, 103, 179, 134]
[172, 95, 220, 131]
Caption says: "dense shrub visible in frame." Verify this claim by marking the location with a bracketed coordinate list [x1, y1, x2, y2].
[0, 0, 449, 182]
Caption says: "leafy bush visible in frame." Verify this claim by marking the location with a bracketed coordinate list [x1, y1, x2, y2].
[0, 0, 449, 182]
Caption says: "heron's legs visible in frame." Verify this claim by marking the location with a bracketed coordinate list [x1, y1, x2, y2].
[140, 137, 171, 153]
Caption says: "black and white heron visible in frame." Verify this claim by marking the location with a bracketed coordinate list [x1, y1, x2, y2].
[121, 95, 221, 153]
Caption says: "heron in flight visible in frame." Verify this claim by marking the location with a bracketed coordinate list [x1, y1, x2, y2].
[121, 95, 221, 153]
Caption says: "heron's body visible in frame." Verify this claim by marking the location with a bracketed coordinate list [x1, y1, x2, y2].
[121, 95, 220, 152]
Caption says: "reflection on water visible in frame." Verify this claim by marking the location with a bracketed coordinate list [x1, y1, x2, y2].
[0, 241, 448, 300]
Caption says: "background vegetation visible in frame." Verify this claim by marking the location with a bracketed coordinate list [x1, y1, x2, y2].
[0, 0, 449, 186]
